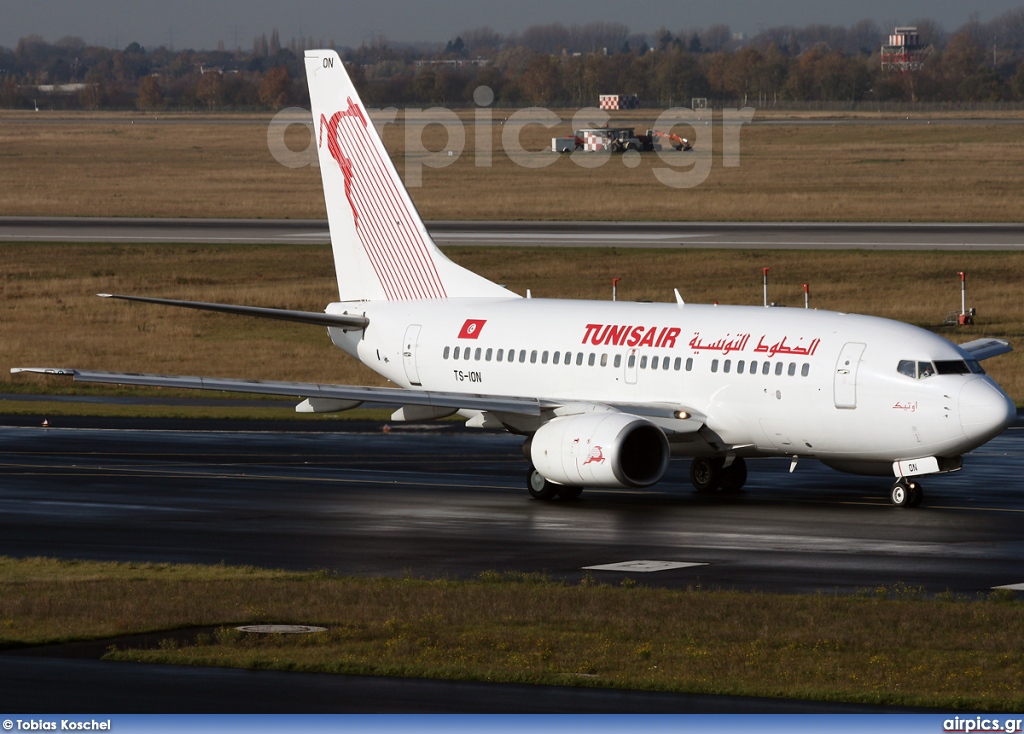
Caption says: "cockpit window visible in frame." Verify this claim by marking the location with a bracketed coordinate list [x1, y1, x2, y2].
[934, 360, 971, 375]
[899, 358, 984, 379]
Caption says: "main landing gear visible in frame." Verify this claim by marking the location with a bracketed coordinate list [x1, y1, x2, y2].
[526, 465, 583, 500]
[890, 478, 924, 508]
[689, 456, 747, 494]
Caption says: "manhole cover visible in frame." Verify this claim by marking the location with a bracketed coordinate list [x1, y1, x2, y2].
[235, 624, 327, 634]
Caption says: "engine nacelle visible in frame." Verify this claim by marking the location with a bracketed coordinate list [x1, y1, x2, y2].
[530, 412, 670, 488]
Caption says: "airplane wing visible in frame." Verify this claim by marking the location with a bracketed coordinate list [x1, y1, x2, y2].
[11, 367, 547, 415]
[959, 338, 1013, 361]
[10, 367, 707, 434]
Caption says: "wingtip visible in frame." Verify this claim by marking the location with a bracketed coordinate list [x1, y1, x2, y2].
[97, 293, 113, 298]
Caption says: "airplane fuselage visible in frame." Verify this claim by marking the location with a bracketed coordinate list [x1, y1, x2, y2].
[329, 298, 1015, 476]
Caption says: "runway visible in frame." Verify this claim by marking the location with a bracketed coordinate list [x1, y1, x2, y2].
[1, 417, 1021, 595]
[2, 216, 1024, 249]
[1, 415, 1020, 712]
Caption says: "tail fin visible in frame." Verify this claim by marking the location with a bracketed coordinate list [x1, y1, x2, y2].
[304, 50, 512, 303]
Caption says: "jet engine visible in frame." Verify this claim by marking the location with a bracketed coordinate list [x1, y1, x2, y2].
[530, 412, 670, 488]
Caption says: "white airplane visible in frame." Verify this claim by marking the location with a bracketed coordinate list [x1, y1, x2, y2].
[14, 49, 1017, 508]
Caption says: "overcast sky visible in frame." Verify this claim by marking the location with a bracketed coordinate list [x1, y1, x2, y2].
[3, 0, 1021, 51]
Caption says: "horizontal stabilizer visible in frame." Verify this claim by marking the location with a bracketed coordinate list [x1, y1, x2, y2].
[98, 294, 369, 330]
[959, 338, 1013, 361]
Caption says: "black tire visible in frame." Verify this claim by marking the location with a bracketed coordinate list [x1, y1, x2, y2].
[907, 481, 924, 508]
[690, 457, 722, 493]
[527, 466, 559, 500]
[719, 457, 748, 493]
[890, 480, 910, 507]
[557, 485, 584, 500]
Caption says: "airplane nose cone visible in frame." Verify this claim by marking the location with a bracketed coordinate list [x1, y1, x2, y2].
[959, 379, 1016, 441]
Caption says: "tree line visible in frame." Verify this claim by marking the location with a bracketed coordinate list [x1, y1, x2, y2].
[3, 11, 1024, 111]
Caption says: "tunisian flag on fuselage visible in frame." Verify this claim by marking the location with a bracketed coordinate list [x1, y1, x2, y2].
[458, 319, 487, 339]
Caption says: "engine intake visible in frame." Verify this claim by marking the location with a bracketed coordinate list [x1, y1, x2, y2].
[530, 412, 670, 488]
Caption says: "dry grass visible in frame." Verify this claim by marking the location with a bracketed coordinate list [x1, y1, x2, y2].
[1, 111, 1023, 221]
[3, 243, 1022, 404]
[0, 557, 1021, 710]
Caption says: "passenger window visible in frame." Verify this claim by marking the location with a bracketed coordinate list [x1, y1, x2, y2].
[443, 346, 450, 359]
[485, 348, 492, 361]
[801, 363, 809, 377]
[723, 359, 731, 373]
[464, 348, 471, 361]
[897, 360, 915, 378]
[737, 360, 745, 374]
[762, 361, 771, 375]
[775, 362, 784, 376]
[749, 360, 757, 374]
[576, 352, 584, 366]
[541, 350, 549, 364]
[614, 354, 622, 368]
[600, 353, 608, 367]
[566, 352, 573, 366]
[628, 354, 636, 368]
[475, 348, 482, 360]
[650, 356, 658, 370]
[553, 351, 560, 365]
[519, 350, 527, 363]
[496, 349, 504, 362]
[711, 359, 719, 373]
[788, 362, 796, 376]
[674, 357, 681, 371]
[588, 353, 596, 366]
[530, 350, 537, 364]
[640, 355, 648, 369]
[686, 358, 693, 371]
[453, 346, 461, 359]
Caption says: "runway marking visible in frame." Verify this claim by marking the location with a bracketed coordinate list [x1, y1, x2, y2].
[583, 560, 707, 573]
[993, 583, 1024, 591]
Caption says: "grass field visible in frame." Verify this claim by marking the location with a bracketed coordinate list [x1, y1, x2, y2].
[0, 557, 1020, 711]
[1, 110, 1023, 221]
[3, 243, 1022, 406]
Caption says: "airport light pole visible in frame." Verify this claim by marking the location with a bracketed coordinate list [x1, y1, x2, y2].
[958, 271, 966, 318]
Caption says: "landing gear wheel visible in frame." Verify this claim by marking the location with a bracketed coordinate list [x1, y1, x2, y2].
[890, 478, 923, 507]
[527, 466, 559, 500]
[557, 485, 584, 500]
[690, 457, 723, 493]
[719, 457, 748, 493]
[907, 481, 924, 508]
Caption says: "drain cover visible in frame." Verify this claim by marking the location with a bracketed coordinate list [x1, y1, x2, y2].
[235, 624, 327, 634]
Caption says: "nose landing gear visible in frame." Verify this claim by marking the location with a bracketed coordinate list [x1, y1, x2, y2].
[891, 478, 923, 508]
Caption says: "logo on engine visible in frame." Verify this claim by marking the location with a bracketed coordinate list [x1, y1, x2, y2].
[582, 446, 606, 465]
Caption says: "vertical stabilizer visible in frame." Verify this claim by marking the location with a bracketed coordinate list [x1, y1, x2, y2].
[304, 50, 513, 302]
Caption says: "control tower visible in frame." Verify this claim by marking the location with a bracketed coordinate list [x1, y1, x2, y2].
[881, 26, 925, 71]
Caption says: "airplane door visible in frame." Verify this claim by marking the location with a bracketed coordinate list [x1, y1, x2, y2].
[834, 342, 865, 409]
[625, 348, 638, 385]
[403, 324, 422, 386]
